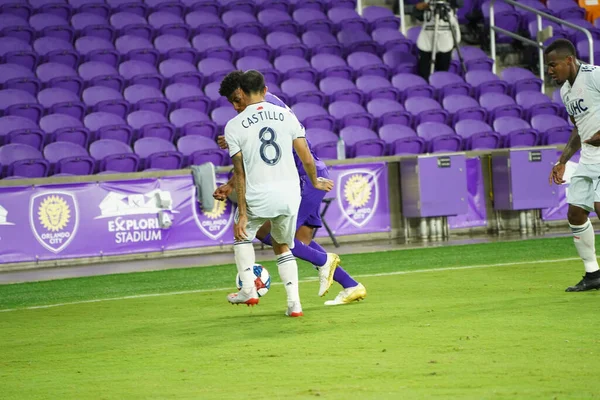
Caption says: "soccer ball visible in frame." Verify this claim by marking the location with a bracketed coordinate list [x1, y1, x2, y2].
[236, 264, 271, 297]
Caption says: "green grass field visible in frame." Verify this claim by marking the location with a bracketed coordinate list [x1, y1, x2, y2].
[2, 237, 600, 399]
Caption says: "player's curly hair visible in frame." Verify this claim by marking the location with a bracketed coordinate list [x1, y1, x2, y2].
[218, 70, 244, 99]
[240, 70, 266, 95]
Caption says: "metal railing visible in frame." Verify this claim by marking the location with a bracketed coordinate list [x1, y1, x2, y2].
[490, 0, 595, 93]
[356, 0, 407, 35]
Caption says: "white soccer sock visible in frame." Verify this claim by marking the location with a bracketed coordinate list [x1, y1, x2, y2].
[277, 251, 300, 305]
[569, 219, 599, 273]
[234, 242, 256, 292]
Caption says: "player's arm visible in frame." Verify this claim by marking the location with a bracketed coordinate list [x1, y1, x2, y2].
[550, 116, 579, 185]
[231, 152, 248, 240]
[293, 137, 333, 192]
[213, 173, 234, 201]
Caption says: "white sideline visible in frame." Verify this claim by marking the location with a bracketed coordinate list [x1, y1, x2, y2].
[0, 257, 580, 313]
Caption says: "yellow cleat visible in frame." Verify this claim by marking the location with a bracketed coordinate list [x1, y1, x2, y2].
[324, 283, 367, 306]
[318, 253, 340, 297]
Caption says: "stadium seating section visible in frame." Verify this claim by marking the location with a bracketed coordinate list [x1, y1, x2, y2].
[0, 0, 587, 178]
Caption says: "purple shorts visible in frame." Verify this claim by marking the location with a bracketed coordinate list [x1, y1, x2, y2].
[297, 167, 329, 229]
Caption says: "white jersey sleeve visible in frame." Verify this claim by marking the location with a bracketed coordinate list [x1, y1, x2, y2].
[288, 109, 306, 140]
[224, 120, 241, 158]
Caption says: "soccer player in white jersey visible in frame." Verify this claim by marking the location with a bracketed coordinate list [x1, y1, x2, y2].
[224, 70, 334, 316]
[547, 39, 600, 292]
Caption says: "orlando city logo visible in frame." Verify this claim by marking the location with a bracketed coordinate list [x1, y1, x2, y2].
[194, 194, 234, 241]
[337, 170, 379, 228]
[30, 192, 78, 253]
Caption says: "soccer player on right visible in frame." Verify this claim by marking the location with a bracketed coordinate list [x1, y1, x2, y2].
[547, 39, 600, 292]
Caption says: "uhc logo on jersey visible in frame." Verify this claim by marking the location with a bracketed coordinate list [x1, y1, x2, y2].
[566, 98, 588, 117]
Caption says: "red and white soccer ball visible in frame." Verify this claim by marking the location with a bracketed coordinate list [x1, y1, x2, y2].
[236, 264, 271, 297]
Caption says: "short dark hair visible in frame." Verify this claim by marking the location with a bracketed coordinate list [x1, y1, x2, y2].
[544, 39, 577, 58]
[239, 70, 265, 95]
[218, 70, 244, 98]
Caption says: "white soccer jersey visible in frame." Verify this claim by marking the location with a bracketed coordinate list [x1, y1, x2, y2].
[561, 63, 600, 164]
[225, 101, 304, 218]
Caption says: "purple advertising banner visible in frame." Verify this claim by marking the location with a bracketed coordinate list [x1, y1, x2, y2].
[0, 163, 390, 264]
[448, 157, 488, 229]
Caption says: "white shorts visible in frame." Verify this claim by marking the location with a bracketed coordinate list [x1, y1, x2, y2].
[234, 208, 298, 249]
[567, 163, 600, 212]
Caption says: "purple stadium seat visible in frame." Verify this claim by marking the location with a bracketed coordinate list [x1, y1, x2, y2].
[40, 113, 91, 147]
[115, 35, 159, 66]
[547, 0, 585, 20]
[324, 0, 355, 10]
[452, 46, 495, 73]
[404, 96, 449, 125]
[154, 34, 197, 64]
[274, 55, 318, 83]
[515, 0, 548, 29]
[281, 78, 325, 106]
[465, 70, 510, 97]
[311, 54, 353, 81]
[0, 115, 44, 150]
[124, 84, 170, 116]
[37, 87, 85, 120]
[118, 60, 164, 90]
[219, 0, 257, 14]
[159, 59, 203, 86]
[78, 61, 125, 92]
[328, 100, 374, 129]
[454, 119, 500, 150]
[82, 85, 130, 118]
[258, 9, 300, 35]
[319, 76, 363, 105]
[266, 32, 308, 59]
[169, 107, 217, 138]
[44, 141, 95, 175]
[347, 52, 390, 78]
[210, 105, 237, 132]
[481, 1, 521, 44]
[327, 7, 368, 32]
[337, 30, 379, 55]
[406, 26, 420, 44]
[416, 122, 462, 153]
[71, 12, 114, 42]
[0, 14, 35, 44]
[89, 138, 140, 172]
[339, 126, 385, 158]
[382, 50, 417, 75]
[182, 0, 221, 14]
[0, 143, 49, 178]
[177, 135, 226, 166]
[36, 62, 83, 95]
[356, 75, 400, 102]
[378, 124, 425, 155]
[527, 20, 568, 46]
[110, 12, 153, 40]
[236, 56, 281, 85]
[106, 0, 148, 16]
[493, 116, 539, 148]
[146, 0, 186, 16]
[204, 82, 228, 108]
[428, 71, 472, 99]
[290, 0, 325, 12]
[372, 28, 412, 53]
[198, 58, 235, 84]
[0, 63, 41, 95]
[479, 93, 524, 121]
[291, 102, 335, 131]
[391, 73, 435, 101]
[0, 1, 33, 21]
[562, 18, 600, 44]
[293, 8, 333, 33]
[501, 67, 544, 96]
[576, 39, 600, 65]
[148, 11, 190, 38]
[134, 136, 183, 170]
[127, 110, 176, 141]
[442, 94, 487, 124]
[192, 34, 235, 62]
[362, 6, 400, 31]
[531, 114, 571, 145]
[84, 111, 133, 143]
[33, 37, 76, 68]
[185, 11, 228, 37]
[229, 32, 272, 61]
[302, 31, 342, 57]
[255, 0, 290, 12]
[515, 90, 562, 120]
[221, 10, 263, 37]
[366, 98, 412, 128]
[69, 0, 110, 18]
[305, 128, 338, 160]
[29, 13, 74, 43]
[0, 89, 43, 122]
[75, 36, 119, 67]
[165, 83, 210, 113]
[29, 0, 73, 20]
